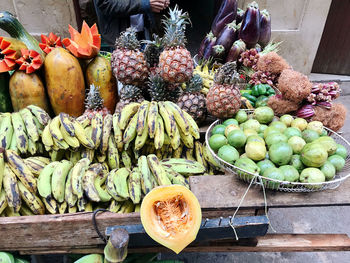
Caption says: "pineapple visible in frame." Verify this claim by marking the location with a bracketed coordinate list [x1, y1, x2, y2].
[115, 85, 144, 112]
[158, 5, 193, 84]
[206, 62, 242, 119]
[111, 27, 149, 86]
[177, 74, 207, 123]
[148, 74, 181, 102]
[84, 84, 110, 120]
[143, 34, 164, 74]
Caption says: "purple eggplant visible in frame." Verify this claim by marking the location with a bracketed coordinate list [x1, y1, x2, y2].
[258, 9, 271, 47]
[215, 21, 237, 52]
[203, 36, 217, 60]
[198, 32, 215, 58]
[234, 22, 241, 40]
[239, 1, 260, 47]
[211, 0, 237, 36]
[211, 45, 226, 62]
[226, 39, 246, 62]
[236, 8, 244, 23]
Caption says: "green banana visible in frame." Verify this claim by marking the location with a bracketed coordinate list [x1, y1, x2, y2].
[183, 111, 200, 139]
[0, 150, 4, 193]
[121, 150, 132, 168]
[134, 116, 149, 151]
[119, 102, 140, 130]
[154, 115, 164, 150]
[58, 201, 67, 214]
[0, 113, 13, 149]
[138, 155, 156, 195]
[72, 119, 95, 149]
[69, 150, 81, 165]
[68, 205, 77, 213]
[165, 101, 190, 135]
[3, 164, 21, 213]
[50, 149, 65, 161]
[49, 116, 64, 142]
[195, 141, 208, 170]
[170, 123, 181, 150]
[114, 168, 130, 199]
[165, 167, 190, 188]
[96, 151, 106, 163]
[108, 199, 122, 213]
[113, 112, 123, 143]
[51, 160, 73, 203]
[29, 156, 51, 165]
[5, 206, 20, 217]
[203, 143, 222, 169]
[27, 105, 50, 126]
[37, 161, 60, 199]
[20, 203, 35, 216]
[6, 149, 37, 193]
[94, 165, 111, 202]
[82, 165, 101, 202]
[128, 167, 142, 204]
[77, 196, 87, 212]
[100, 113, 113, 153]
[134, 204, 141, 212]
[147, 154, 172, 185]
[59, 112, 75, 136]
[147, 101, 158, 138]
[179, 126, 194, 148]
[0, 189, 7, 215]
[106, 169, 126, 201]
[27, 138, 37, 155]
[160, 158, 205, 175]
[81, 148, 95, 162]
[76, 114, 90, 128]
[172, 144, 183, 158]
[65, 169, 78, 208]
[71, 158, 91, 199]
[11, 112, 29, 154]
[32, 114, 44, 136]
[42, 196, 58, 214]
[19, 108, 39, 142]
[60, 125, 80, 148]
[91, 113, 103, 150]
[18, 181, 45, 215]
[118, 200, 134, 214]
[136, 100, 150, 136]
[123, 113, 138, 145]
[42, 120, 54, 149]
[158, 102, 176, 138]
[107, 136, 119, 170]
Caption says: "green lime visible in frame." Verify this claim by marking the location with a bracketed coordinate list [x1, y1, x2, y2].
[265, 133, 288, 148]
[269, 121, 287, 133]
[289, 154, 305, 173]
[284, 127, 302, 139]
[307, 121, 323, 135]
[209, 134, 227, 152]
[280, 114, 294, 127]
[223, 118, 239, 126]
[257, 159, 275, 175]
[225, 124, 240, 137]
[227, 129, 247, 148]
[263, 167, 284, 189]
[0, 252, 14, 263]
[245, 141, 266, 161]
[269, 142, 293, 166]
[244, 129, 258, 138]
[259, 124, 268, 133]
[218, 145, 240, 164]
[212, 124, 226, 135]
[335, 144, 347, 159]
[279, 165, 299, 182]
[302, 129, 320, 143]
[247, 135, 265, 144]
[264, 126, 281, 139]
[328, 155, 345, 172]
[300, 168, 325, 188]
[243, 119, 261, 132]
[320, 161, 336, 181]
[291, 118, 308, 131]
[235, 110, 248, 123]
[254, 106, 274, 124]
[288, 136, 306, 154]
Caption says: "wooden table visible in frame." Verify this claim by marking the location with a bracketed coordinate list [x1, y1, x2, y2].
[0, 174, 350, 255]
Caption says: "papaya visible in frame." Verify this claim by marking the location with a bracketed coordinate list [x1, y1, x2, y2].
[9, 70, 50, 112]
[140, 185, 202, 254]
[0, 72, 13, 112]
[44, 47, 85, 117]
[86, 55, 118, 113]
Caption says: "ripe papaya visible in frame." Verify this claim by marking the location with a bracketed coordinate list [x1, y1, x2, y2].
[44, 47, 85, 117]
[9, 70, 49, 112]
[85, 55, 118, 113]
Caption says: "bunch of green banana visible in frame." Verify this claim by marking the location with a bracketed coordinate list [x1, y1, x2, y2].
[0, 105, 50, 155]
[192, 63, 215, 95]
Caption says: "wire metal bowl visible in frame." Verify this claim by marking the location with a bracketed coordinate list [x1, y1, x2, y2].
[205, 113, 350, 192]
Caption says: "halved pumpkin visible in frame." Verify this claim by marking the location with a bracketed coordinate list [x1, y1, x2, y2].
[140, 185, 202, 254]
[62, 21, 101, 59]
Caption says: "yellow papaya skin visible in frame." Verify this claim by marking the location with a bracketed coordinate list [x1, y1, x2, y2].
[86, 55, 118, 113]
[9, 71, 50, 112]
[44, 47, 85, 117]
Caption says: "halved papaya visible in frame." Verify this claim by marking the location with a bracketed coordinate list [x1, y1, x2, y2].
[140, 185, 202, 254]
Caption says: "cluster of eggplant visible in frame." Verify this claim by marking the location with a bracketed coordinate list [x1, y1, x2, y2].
[198, 0, 271, 63]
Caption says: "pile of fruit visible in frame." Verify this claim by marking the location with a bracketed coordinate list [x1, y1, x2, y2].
[0, 251, 29, 263]
[208, 106, 348, 189]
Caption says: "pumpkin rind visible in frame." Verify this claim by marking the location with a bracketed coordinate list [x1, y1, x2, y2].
[140, 185, 202, 254]
[44, 47, 85, 117]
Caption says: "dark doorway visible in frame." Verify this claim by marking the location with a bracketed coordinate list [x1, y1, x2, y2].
[312, 0, 350, 75]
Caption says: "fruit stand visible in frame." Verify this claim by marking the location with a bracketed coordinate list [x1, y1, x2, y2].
[0, 1, 350, 262]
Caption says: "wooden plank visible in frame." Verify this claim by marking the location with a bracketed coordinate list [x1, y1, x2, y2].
[0, 208, 252, 251]
[19, 234, 350, 254]
[190, 175, 350, 209]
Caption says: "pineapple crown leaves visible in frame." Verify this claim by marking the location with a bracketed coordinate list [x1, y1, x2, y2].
[185, 74, 203, 93]
[115, 27, 140, 50]
[85, 84, 104, 110]
[120, 85, 143, 100]
[214, 62, 241, 85]
[162, 5, 191, 48]
[143, 34, 164, 67]
[147, 74, 169, 101]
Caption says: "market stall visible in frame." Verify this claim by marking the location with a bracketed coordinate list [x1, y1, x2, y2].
[0, 1, 349, 262]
